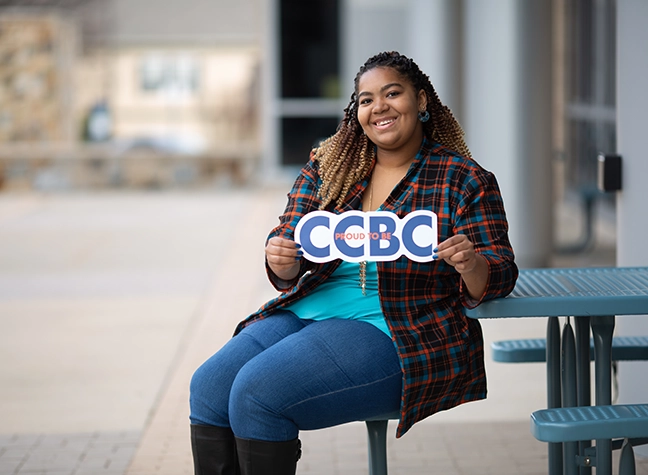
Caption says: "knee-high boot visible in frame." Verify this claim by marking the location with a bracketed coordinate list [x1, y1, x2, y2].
[235, 437, 301, 475]
[190, 424, 240, 475]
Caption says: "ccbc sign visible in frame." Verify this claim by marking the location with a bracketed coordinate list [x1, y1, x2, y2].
[294, 210, 438, 263]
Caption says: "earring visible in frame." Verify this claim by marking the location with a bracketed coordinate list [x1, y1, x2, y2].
[418, 110, 430, 123]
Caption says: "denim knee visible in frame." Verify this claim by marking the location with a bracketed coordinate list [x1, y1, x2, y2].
[228, 360, 298, 442]
[189, 359, 230, 427]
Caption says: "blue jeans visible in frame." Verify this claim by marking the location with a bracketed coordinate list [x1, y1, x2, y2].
[189, 311, 402, 442]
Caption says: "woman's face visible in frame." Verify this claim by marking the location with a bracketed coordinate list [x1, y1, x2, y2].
[356, 66, 426, 154]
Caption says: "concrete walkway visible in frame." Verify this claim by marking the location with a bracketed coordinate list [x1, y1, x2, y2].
[0, 187, 645, 474]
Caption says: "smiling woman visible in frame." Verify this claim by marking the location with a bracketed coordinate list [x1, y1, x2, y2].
[188, 51, 518, 475]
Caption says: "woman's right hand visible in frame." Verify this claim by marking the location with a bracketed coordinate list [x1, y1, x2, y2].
[265, 237, 302, 281]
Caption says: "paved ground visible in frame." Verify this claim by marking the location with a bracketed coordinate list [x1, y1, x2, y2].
[0, 185, 646, 474]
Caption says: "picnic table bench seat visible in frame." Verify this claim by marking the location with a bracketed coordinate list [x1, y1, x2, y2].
[491, 336, 648, 363]
[531, 404, 648, 475]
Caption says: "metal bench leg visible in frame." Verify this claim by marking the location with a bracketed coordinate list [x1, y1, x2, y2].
[619, 439, 636, 475]
[366, 420, 389, 475]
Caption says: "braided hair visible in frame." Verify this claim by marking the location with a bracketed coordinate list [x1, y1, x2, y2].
[314, 51, 471, 209]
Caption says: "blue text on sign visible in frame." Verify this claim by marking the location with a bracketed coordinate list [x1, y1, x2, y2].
[294, 210, 438, 263]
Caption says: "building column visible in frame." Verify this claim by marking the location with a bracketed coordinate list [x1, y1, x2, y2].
[616, 0, 648, 456]
[341, 0, 409, 101]
[405, 0, 462, 120]
[463, 0, 553, 268]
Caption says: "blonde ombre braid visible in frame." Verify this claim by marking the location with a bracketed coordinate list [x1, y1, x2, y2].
[314, 51, 471, 209]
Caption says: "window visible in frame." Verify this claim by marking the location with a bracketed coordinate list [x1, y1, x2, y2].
[281, 117, 339, 166]
[140, 54, 199, 96]
[564, 0, 616, 189]
[278, 0, 341, 166]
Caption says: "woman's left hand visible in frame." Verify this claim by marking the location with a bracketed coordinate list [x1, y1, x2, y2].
[434, 234, 478, 275]
[434, 234, 488, 299]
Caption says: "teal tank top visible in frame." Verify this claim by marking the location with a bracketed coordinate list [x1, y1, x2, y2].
[283, 260, 390, 336]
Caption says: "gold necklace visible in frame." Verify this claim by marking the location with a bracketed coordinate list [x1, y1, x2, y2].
[359, 178, 373, 296]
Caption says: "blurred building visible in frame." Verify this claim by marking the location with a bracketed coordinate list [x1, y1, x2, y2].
[0, 0, 614, 191]
[0, 0, 262, 188]
[0, 0, 619, 265]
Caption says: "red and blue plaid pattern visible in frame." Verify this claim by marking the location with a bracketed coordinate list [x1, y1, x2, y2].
[235, 138, 518, 437]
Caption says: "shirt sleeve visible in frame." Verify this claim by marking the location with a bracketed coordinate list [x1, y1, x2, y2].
[265, 157, 322, 291]
[454, 167, 519, 308]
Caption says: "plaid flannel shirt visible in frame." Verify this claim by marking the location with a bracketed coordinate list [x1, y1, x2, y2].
[234, 138, 518, 437]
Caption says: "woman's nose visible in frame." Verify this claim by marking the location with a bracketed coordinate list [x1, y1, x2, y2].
[372, 97, 388, 113]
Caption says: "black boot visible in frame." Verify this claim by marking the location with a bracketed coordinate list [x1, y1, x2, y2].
[235, 437, 301, 475]
[190, 424, 240, 475]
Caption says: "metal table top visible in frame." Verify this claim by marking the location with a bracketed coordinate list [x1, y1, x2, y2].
[465, 266, 648, 319]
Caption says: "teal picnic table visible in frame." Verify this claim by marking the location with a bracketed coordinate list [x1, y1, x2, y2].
[465, 266, 648, 475]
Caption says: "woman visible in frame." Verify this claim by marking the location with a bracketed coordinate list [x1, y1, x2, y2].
[189, 51, 518, 475]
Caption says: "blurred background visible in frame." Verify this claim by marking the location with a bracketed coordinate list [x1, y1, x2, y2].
[0, 0, 618, 263]
[0, 0, 261, 190]
[1, 0, 646, 474]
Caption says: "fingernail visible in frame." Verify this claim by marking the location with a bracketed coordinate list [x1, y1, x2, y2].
[433, 247, 438, 253]
[432, 254, 438, 260]
[296, 250, 303, 256]
[295, 243, 302, 249]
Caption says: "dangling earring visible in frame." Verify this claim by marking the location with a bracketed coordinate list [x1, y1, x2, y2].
[418, 110, 430, 123]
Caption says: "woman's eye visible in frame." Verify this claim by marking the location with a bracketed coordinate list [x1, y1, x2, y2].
[387, 91, 400, 97]
[360, 98, 372, 105]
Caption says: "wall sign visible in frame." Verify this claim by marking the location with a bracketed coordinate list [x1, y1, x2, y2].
[294, 210, 438, 263]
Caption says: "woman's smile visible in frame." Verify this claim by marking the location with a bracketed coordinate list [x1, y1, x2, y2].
[373, 117, 397, 130]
